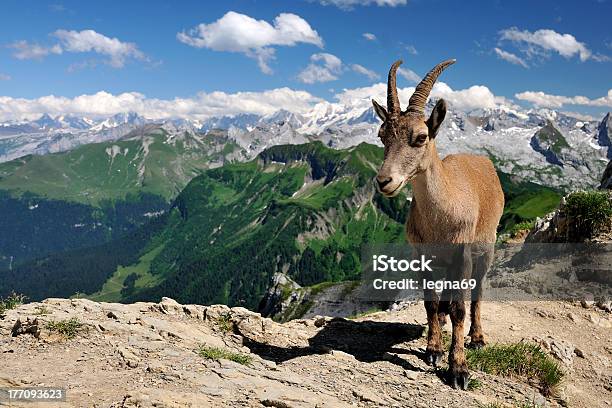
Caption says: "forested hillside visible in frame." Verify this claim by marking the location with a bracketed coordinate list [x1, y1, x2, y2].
[0, 142, 561, 309]
[0, 127, 243, 268]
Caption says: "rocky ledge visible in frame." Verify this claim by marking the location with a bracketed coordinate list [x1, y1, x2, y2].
[1, 297, 611, 407]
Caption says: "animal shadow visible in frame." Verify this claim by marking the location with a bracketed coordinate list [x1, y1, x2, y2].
[242, 318, 425, 371]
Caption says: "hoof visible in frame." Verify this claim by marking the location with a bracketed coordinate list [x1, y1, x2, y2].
[468, 339, 486, 350]
[448, 367, 470, 390]
[425, 350, 444, 367]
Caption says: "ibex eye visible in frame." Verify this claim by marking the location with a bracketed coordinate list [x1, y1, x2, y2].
[413, 133, 427, 145]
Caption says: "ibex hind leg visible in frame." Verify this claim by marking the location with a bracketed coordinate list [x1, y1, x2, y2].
[447, 245, 471, 390]
[468, 244, 494, 349]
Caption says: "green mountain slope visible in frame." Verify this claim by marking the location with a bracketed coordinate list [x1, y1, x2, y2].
[0, 127, 243, 204]
[0, 126, 244, 267]
[99, 142, 408, 308]
[2, 142, 560, 308]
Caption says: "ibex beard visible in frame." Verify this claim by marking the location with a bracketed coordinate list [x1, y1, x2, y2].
[372, 59, 505, 390]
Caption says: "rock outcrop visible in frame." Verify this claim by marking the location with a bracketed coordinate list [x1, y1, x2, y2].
[601, 159, 612, 189]
[529, 121, 569, 166]
[1, 297, 611, 407]
[596, 112, 612, 158]
[258, 273, 385, 322]
[527, 192, 612, 243]
[258, 273, 303, 319]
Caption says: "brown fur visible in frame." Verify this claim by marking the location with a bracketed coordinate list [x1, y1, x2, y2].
[373, 59, 504, 389]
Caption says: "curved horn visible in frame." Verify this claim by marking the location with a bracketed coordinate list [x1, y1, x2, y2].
[407, 59, 455, 114]
[387, 60, 403, 117]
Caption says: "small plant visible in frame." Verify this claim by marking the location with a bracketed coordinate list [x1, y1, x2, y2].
[566, 191, 612, 239]
[467, 377, 482, 391]
[510, 220, 535, 237]
[197, 345, 252, 366]
[347, 307, 382, 319]
[216, 313, 233, 332]
[514, 398, 543, 408]
[33, 305, 51, 316]
[476, 398, 544, 408]
[0, 292, 27, 315]
[45, 317, 83, 339]
[467, 342, 564, 397]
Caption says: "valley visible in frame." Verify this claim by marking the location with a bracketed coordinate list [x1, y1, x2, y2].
[1, 140, 562, 309]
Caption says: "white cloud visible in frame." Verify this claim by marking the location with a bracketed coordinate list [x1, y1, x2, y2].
[0, 73, 11, 81]
[351, 64, 379, 80]
[335, 81, 502, 112]
[494, 47, 528, 68]
[9, 30, 146, 68]
[405, 45, 418, 55]
[314, 0, 406, 9]
[363, 32, 376, 41]
[0, 88, 324, 122]
[561, 111, 595, 121]
[515, 89, 612, 108]
[9, 41, 63, 60]
[398, 67, 420, 83]
[177, 11, 323, 74]
[499, 27, 592, 62]
[53, 29, 146, 68]
[297, 52, 343, 83]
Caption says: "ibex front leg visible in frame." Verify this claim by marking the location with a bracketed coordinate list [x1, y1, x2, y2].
[424, 289, 443, 366]
[448, 245, 471, 390]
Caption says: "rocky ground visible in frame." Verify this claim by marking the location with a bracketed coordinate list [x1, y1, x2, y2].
[0, 297, 610, 408]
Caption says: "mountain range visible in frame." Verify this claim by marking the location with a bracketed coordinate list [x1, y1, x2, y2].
[2, 103, 611, 191]
[0, 97, 608, 307]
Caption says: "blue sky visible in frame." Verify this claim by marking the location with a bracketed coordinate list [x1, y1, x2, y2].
[0, 0, 610, 120]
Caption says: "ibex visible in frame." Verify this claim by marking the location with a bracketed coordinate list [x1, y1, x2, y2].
[372, 60, 504, 389]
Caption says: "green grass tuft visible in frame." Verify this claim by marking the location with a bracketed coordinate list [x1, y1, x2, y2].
[509, 220, 535, 237]
[33, 305, 51, 316]
[347, 307, 382, 319]
[467, 342, 564, 397]
[45, 317, 83, 339]
[0, 292, 27, 315]
[467, 377, 483, 391]
[197, 345, 252, 365]
[216, 314, 233, 333]
[565, 191, 612, 239]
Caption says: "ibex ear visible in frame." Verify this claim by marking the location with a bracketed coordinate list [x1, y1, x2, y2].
[426, 98, 447, 138]
[372, 99, 387, 122]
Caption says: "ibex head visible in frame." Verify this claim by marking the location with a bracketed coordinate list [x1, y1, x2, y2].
[373, 59, 455, 197]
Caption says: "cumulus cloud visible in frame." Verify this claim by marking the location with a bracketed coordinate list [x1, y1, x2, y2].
[493, 47, 528, 68]
[362, 32, 376, 41]
[53, 29, 146, 67]
[335, 81, 502, 112]
[0, 88, 324, 122]
[8, 30, 146, 68]
[314, 0, 406, 9]
[297, 53, 343, 83]
[398, 67, 420, 83]
[499, 27, 593, 62]
[9, 41, 63, 60]
[515, 89, 612, 108]
[177, 11, 323, 74]
[351, 64, 379, 80]
[0, 79, 519, 122]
